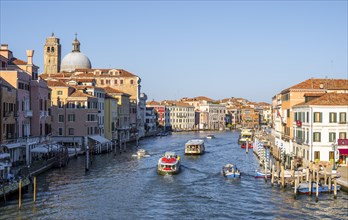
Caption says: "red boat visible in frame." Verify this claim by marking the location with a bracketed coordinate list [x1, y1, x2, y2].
[241, 142, 253, 149]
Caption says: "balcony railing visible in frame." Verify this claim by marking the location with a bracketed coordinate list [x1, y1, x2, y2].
[24, 110, 33, 117]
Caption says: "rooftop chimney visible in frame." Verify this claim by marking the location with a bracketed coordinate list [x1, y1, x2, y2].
[26, 50, 34, 65]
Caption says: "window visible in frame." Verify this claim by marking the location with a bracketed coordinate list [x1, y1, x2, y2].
[114, 80, 117, 84]
[286, 109, 290, 118]
[120, 80, 123, 84]
[47, 47, 50, 52]
[329, 132, 336, 142]
[68, 114, 75, 122]
[57, 91, 63, 95]
[58, 101, 64, 108]
[313, 112, 322, 122]
[68, 128, 74, 135]
[100, 80, 104, 85]
[130, 80, 134, 84]
[58, 128, 63, 136]
[306, 112, 309, 123]
[58, 115, 64, 122]
[51, 47, 54, 52]
[339, 132, 347, 139]
[314, 151, 320, 162]
[313, 132, 321, 142]
[329, 112, 337, 123]
[339, 112, 347, 124]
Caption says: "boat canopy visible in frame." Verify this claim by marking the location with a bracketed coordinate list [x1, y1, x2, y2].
[186, 139, 204, 146]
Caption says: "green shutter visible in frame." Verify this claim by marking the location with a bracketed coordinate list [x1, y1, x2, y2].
[319, 132, 321, 142]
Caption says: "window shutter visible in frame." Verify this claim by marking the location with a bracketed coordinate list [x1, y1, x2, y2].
[319, 112, 322, 122]
[319, 132, 321, 142]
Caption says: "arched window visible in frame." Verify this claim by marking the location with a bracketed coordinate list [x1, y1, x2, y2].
[51, 47, 55, 52]
[47, 47, 50, 52]
[130, 80, 134, 85]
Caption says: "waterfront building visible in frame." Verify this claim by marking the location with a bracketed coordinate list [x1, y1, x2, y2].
[104, 94, 118, 143]
[238, 106, 259, 129]
[292, 93, 348, 166]
[48, 80, 99, 147]
[145, 107, 157, 136]
[0, 81, 16, 144]
[273, 78, 348, 166]
[146, 100, 171, 131]
[40, 34, 146, 138]
[196, 103, 226, 130]
[104, 87, 131, 145]
[164, 101, 195, 131]
[0, 44, 52, 165]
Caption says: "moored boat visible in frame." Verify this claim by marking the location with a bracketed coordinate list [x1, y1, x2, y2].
[255, 170, 271, 178]
[185, 139, 205, 155]
[241, 142, 253, 149]
[157, 152, 181, 175]
[296, 182, 341, 194]
[222, 164, 241, 178]
[206, 134, 215, 139]
[238, 129, 253, 145]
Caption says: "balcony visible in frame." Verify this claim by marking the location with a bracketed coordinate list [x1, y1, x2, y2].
[24, 110, 33, 117]
[296, 137, 304, 145]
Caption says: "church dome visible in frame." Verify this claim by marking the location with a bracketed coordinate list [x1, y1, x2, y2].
[61, 52, 91, 72]
[60, 35, 92, 72]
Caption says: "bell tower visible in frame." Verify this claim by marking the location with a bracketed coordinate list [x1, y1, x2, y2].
[44, 33, 61, 74]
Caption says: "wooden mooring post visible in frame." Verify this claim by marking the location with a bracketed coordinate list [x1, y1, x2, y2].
[316, 168, 319, 202]
[33, 176, 37, 203]
[246, 140, 249, 154]
[271, 164, 275, 186]
[85, 145, 90, 172]
[334, 179, 337, 199]
[18, 180, 22, 210]
[309, 170, 312, 196]
[281, 165, 285, 188]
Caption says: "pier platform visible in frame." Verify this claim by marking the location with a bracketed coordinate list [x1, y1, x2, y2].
[337, 165, 348, 192]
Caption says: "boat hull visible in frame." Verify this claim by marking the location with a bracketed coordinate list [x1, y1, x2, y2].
[157, 167, 180, 175]
[297, 183, 341, 194]
[255, 171, 271, 178]
[224, 173, 241, 178]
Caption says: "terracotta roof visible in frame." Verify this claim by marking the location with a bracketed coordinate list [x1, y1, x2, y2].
[282, 78, 348, 93]
[193, 96, 214, 101]
[75, 68, 137, 77]
[10, 58, 27, 65]
[69, 90, 95, 98]
[303, 93, 325, 97]
[47, 80, 67, 87]
[295, 93, 348, 106]
[103, 86, 129, 95]
[147, 100, 160, 105]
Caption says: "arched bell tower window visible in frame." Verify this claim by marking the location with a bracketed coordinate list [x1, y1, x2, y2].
[51, 47, 55, 52]
[47, 47, 50, 52]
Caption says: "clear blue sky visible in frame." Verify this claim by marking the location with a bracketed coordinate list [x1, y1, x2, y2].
[1, 1, 347, 103]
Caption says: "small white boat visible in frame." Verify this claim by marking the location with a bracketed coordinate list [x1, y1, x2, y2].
[185, 139, 205, 155]
[222, 164, 241, 178]
[157, 152, 181, 175]
[136, 149, 147, 157]
[206, 134, 215, 139]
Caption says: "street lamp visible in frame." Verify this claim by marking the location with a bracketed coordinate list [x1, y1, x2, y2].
[331, 143, 337, 170]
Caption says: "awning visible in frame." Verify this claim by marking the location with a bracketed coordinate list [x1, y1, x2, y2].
[2, 142, 25, 149]
[88, 135, 111, 144]
[31, 144, 62, 153]
[338, 148, 348, 156]
[0, 153, 10, 159]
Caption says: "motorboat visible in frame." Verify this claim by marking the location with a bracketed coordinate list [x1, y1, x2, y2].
[296, 182, 341, 194]
[185, 139, 205, 155]
[206, 134, 215, 139]
[136, 149, 147, 157]
[255, 169, 271, 178]
[222, 164, 241, 178]
[157, 152, 181, 175]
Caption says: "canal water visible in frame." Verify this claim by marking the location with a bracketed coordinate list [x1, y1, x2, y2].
[1, 131, 348, 219]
